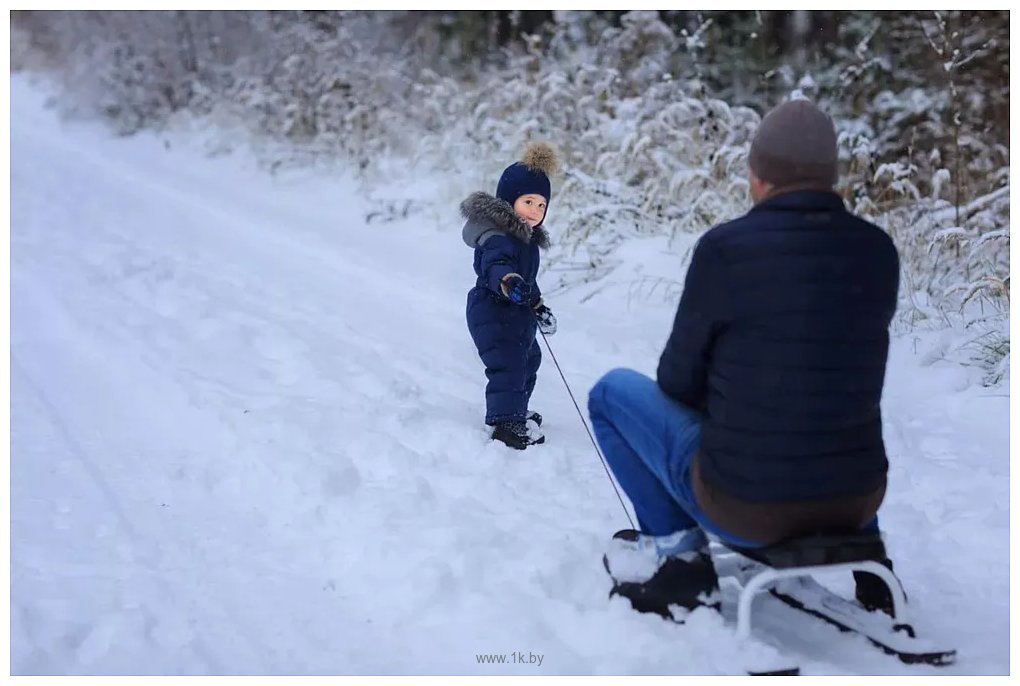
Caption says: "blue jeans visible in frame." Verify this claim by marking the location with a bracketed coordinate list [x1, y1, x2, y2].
[588, 368, 880, 547]
[587, 368, 758, 547]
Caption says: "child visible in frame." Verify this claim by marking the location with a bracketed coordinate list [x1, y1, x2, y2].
[461, 142, 559, 450]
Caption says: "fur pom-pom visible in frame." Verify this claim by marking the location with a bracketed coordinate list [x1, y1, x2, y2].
[521, 142, 559, 177]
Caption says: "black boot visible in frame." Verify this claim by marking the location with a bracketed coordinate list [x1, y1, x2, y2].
[491, 420, 544, 450]
[604, 529, 721, 621]
[854, 558, 900, 616]
[527, 411, 543, 427]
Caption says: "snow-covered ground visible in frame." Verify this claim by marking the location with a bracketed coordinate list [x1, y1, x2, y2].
[9, 76, 1009, 675]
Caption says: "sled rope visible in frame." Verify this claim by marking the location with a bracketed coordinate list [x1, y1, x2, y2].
[537, 326, 635, 529]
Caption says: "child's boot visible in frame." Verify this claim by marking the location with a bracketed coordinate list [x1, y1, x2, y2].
[492, 420, 545, 450]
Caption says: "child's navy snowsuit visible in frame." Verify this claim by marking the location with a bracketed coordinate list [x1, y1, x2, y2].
[461, 191, 549, 425]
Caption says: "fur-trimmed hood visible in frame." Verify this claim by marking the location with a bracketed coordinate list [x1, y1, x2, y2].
[460, 191, 549, 250]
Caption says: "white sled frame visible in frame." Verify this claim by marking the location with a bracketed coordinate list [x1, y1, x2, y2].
[734, 559, 908, 641]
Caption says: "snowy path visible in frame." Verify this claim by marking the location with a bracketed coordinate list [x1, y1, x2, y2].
[9, 79, 1009, 675]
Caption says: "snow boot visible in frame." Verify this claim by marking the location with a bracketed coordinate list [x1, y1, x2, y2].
[491, 420, 545, 450]
[603, 528, 721, 621]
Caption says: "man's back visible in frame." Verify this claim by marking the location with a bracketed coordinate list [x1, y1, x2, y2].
[657, 190, 900, 504]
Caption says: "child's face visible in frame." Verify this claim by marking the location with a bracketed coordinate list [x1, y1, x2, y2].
[513, 194, 547, 228]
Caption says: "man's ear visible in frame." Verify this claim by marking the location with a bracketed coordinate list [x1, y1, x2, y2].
[749, 172, 773, 203]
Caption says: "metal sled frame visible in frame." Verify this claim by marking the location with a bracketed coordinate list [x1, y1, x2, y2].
[709, 532, 955, 671]
[733, 559, 906, 641]
[711, 531, 904, 639]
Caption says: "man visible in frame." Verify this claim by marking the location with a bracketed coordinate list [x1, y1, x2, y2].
[588, 99, 900, 620]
